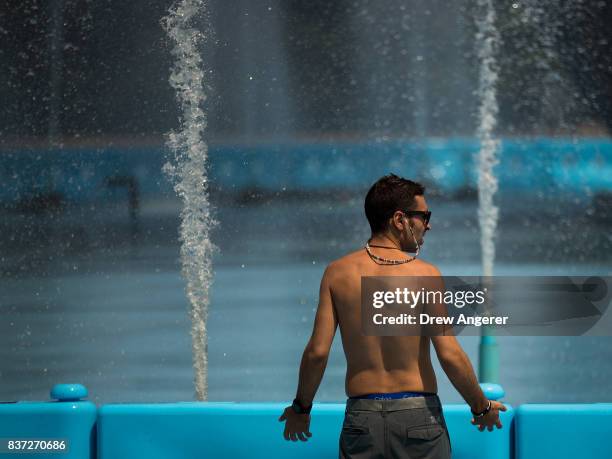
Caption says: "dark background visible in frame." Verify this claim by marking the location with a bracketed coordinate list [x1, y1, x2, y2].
[1, 0, 611, 144]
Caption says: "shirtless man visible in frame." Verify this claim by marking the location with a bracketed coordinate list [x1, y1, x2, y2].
[279, 174, 506, 458]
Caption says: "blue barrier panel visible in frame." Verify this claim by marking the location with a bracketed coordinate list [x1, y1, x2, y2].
[98, 402, 343, 459]
[0, 385, 96, 459]
[515, 404, 612, 459]
[98, 401, 514, 459]
[443, 404, 514, 459]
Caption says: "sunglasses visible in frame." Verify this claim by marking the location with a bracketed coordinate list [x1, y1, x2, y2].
[402, 210, 431, 225]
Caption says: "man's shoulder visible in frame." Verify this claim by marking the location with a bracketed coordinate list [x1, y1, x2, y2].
[324, 250, 362, 277]
[330, 249, 363, 266]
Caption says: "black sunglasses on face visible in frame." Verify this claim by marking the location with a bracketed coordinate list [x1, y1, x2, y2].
[402, 210, 431, 225]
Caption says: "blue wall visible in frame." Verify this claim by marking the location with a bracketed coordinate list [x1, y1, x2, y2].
[1, 138, 611, 205]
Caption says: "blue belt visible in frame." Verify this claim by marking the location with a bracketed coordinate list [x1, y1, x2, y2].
[349, 391, 437, 400]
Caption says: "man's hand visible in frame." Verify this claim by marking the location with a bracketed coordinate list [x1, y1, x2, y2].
[471, 400, 507, 432]
[278, 406, 313, 442]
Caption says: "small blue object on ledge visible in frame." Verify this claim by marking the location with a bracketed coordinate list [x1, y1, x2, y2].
[50, 383, 88, 402]
[480, 382, 505, 401]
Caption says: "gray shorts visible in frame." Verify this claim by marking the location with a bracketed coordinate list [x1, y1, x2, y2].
[339, 395, 451, 459]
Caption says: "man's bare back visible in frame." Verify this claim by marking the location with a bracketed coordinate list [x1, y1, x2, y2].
[326, 249, 440, 397]
[280, 175, 505, 450]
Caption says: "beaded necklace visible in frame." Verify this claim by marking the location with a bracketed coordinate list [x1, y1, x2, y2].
[365, 241, 417, 265]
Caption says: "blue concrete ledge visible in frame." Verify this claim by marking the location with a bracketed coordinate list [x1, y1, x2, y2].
[95, 402, 514, 459]
[2, 390, 612, 458]
[0, 399, 96, 458]
[98, 402, 345, 459]
[515, 404, 612, 459]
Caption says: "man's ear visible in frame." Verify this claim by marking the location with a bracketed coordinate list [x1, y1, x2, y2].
[390, 213, 399, 230]
[392, 211, 406, 230]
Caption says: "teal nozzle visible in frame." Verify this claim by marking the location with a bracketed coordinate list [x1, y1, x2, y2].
[50, 384, 88, 401]
[479, 382, 505, 401]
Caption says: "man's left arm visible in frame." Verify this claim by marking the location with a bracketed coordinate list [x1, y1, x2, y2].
[279, 265, 339, 441]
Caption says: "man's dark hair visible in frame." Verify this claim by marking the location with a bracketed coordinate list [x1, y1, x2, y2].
[364, 174, 425, 234]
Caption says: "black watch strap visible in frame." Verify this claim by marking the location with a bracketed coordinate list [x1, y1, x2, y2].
[291, 398, 312, 414]
[471, 399, 492, 418]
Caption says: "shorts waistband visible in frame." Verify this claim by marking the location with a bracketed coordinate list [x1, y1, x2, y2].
[349, 391, 437, 400]
[345, 394, 441, 412]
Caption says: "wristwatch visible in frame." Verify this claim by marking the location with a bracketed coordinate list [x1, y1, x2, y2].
[291, 398, 313, 415]
[471, 400, 492, 418]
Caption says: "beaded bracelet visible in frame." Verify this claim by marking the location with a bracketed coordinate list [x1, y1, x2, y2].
[471, 400, 492, 418]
